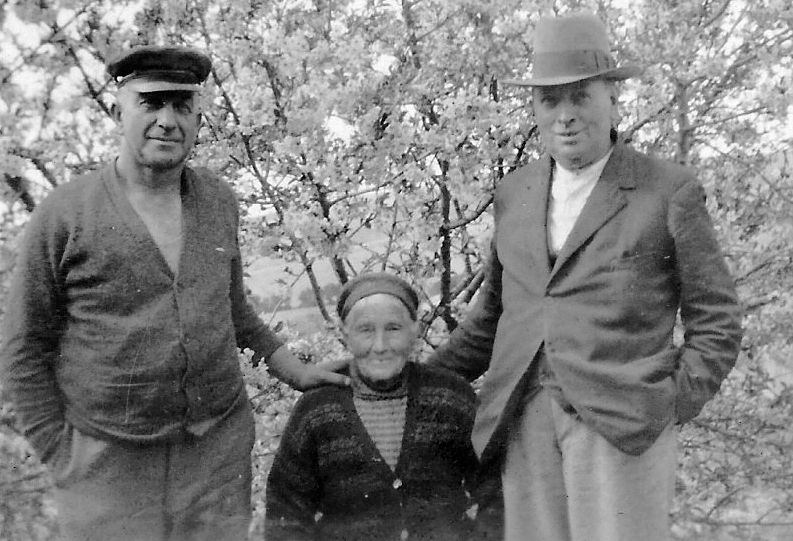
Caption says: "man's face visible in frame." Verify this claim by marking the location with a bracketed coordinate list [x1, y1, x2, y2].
[532, 78, 618, 170]
[114, 88, 200, 172]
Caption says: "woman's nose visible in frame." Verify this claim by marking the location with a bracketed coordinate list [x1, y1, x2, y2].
[371, 330, 387, 352]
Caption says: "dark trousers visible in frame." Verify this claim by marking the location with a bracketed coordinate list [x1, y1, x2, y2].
[50, 405, 255, 541]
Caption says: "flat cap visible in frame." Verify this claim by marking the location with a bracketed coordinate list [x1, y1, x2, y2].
[106, 45, 212, 92]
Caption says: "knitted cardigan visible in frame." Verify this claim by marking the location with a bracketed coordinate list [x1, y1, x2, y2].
[265, 363, 479, 541]
[0, 163, 283, 461]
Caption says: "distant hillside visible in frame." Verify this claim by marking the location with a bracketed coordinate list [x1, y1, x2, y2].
[258, 304, 329, 336]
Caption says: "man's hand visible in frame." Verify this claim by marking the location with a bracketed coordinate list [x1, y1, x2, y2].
[265, 345, 351, 391]
[293, 358, 351, 391]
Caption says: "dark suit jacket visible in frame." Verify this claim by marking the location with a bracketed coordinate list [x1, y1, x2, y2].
[433, 144, 743, 458]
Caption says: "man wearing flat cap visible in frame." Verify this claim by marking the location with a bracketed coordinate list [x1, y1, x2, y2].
[428, 12, 743, 541]
[0, 45, 348, 541]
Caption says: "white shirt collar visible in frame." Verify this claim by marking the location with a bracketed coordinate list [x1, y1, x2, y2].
[553, 148, 613, 189]
[547, 148, 614, 256]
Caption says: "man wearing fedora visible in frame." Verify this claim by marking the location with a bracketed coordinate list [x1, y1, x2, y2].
[0, 45, 348, 541]
[428, 12, 743, 541]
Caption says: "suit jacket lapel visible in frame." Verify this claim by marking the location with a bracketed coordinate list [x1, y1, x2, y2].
[550, 148, 631, 276]
[523, 156, 553, 277]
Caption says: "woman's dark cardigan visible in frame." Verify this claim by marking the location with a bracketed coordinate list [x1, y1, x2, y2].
[265, 362, 479, 541]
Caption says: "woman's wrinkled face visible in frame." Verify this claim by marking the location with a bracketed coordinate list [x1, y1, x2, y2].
[343, 293, 417, 386]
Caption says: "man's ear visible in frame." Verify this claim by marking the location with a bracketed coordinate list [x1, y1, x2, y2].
[111, 102, 122, 123]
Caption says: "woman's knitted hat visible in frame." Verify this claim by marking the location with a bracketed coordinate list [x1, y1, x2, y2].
[337, 273, 419, 322]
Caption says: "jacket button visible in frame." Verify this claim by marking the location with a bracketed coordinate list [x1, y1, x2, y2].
[392, 478, 402, 489]
[401, 528, 409, 540]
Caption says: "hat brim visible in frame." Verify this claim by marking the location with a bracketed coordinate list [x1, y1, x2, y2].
[121, 80, 202, 93]
[502, 65, 641, 87]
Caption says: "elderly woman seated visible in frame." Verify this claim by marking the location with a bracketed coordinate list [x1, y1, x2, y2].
[264, 273, 480, 541]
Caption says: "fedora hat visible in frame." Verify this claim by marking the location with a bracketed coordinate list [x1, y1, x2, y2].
[504, 12, 640, 87]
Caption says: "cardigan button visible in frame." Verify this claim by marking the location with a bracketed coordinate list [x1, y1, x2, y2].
[400, 528, 409, 540]
[392, 478, 402, 489]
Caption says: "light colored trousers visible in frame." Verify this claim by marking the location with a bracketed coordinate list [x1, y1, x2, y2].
[502, 388, 676, 541]
[50, 404, 255, 541]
